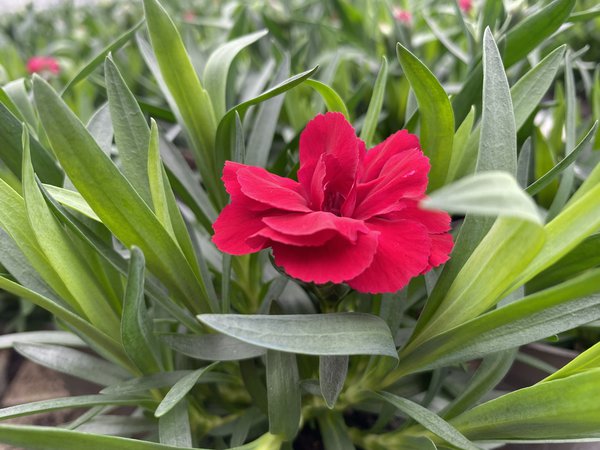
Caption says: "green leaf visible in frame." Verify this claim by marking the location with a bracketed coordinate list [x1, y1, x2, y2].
[22, 129, 120, 336]
[446, 106, 475, 183]
[569, 5, 600, 22]
[318, 411, 356, 450]
[33, 75, 209, 314]
[0, 227, 61, 303]
[528, 233, 600, 292]
[215, 66, 318, 170]
[511, 183, 600, 288]
[161, 333, 266, 361]
[105, 55, 152, 205]
[450, 368, 600, 441]
[359, 56, 388, 147]
[424, 171, 542, 224]
[42, 184, 100, 221]
[159, 135, 217, 228]
[478, 28, 516, 175]
[376, 392, 479, 450]
[0, 331, 84, 349]
[159, 399, 192, 447]
[442, 349, 517, 420]
[0, 103, 62, 185]
[526, 122, 598, 196]
[410, 219, 545, 348]
[504, 0, 575, 67]
[142, 0, 221, 205]
[547, 52, 577, 220]
[0, 275, 130, 371]
[544, 341, 600, 381]
[511, 45, 566, 130]
[396, 43, 453, 191]
[450, 45, 567, 181]
[122, 247, 162, 374]
[452, 0, 574, 124]
[0, 424, 212, 450]
[396, 269, 600, 375]
[147, 120, 174, 237]
[203, 29, 268, 120]
[86, 103, 114, 156]
[244, 57, 290, 168]
[305, 79, 350, 119]
[14, 342, 128, 386]
[0, 395, 148, 421]
[516, 138, 532, 188]
[320, 355, 348, 408]
[101, 371, 235, 396]
[198, 313, 397, 358]
[62, 19, 144, 95]
[266, 350, 301, 441]
[154, 363, 218, 418]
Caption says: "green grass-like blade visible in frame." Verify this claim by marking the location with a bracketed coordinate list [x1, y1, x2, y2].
[62, 19, 144, 96]
[143, 0, 221, 205]
[105, 56, 152, 206]
[396, 43, 454, 191]
[122, 247, 162, 375]
[359, 56, 388, 148]
[203, 29, 268, 120]
[33, 75, 209, 314]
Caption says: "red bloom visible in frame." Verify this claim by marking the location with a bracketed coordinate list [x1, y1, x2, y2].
[459, 0, 472, 13]
[26, 56, 60, 75]
[212, 113, 453, 294]
[392, 8, 412, 24]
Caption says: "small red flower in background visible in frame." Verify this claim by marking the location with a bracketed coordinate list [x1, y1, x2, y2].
[392, 8, 412, 25]
[183, 10, 196, 22]
[459, 0, 472, 13]
[212, 113, 453, 294]
[26, 56, 60, 75]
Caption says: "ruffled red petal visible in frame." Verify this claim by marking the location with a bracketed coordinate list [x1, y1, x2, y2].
[347, 218, 431, 293]
[297, 113, 364, 207]
[272, 231, 379, 284]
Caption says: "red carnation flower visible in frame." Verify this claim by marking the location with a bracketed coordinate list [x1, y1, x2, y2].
[26, 56, 60, 75]
[459, 0, 472, 13]
[392, 8, 412, 24]
[212, 113, 453, 294]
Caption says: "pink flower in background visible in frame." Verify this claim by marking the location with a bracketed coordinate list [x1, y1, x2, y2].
[26, 56, 60, 75]
[392, 8, 412, 25]
[459, 0, 472, 13]
[212, 113, 453, 294]
[183, 10, 196, 22]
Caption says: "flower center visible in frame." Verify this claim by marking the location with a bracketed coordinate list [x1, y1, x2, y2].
[322, 190, 345, 216]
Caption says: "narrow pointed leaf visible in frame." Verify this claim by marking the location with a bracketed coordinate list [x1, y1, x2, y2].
[159, 399, 192, 447]
[305, 79, 350, 119]
[267, 350, 301, 440]
[0, 424, 212, 450]
[198, 313, 397, 358]
[396, 43, 453, 190]
[33, 76, 209, 314]
[122, 247, 162, 374]
[62, 19, 144, 95]
[451, 368, 600, 441]
[155, 363, 218, 418]
[162, 333, 265, 361]
[376, 392, 479, 450]
[320, 355, 348, 408]
[203, 29, 268, 119]
[14, 342, 128, 386]
[424, 171, 541, 224]
[359, 56, 388, 147]
[105, 56, 152, 205]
